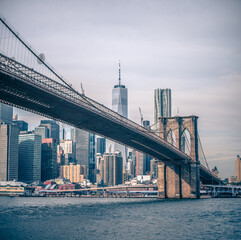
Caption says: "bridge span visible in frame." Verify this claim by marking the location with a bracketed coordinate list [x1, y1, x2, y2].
[0, 17, 221, 199]
[0, 53, 191, 163]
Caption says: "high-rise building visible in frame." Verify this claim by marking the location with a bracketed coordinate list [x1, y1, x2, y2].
[142, 120, 151, 173]
[111, 62, 128, 167]
[0, 123, 19, 181]
[0, 103, 13, 124]
[35, 126, 49, 139]
[59, 140, 75, 164]
[41, 138, 58, 181]
[125, 157, 135, 178]
[235, 155, 241, 182]
[71, 128, 95, 183]
[57, 149, 65, 165]
[136, 151, 146, 176]
[39, 120, 59, 143]
[150, 159, 158, 179]
[96, 153, 104, 184]
[97, 137, 106, 154]
[60, 163, 88, 183]
[13, 120, 28, 132]
[154, 88, 171, 125]
[103, 151, 123, 186]
[18, 131, 42, 183]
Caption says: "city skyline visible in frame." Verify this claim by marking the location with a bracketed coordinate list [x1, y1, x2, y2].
[0, 0, 241, 178]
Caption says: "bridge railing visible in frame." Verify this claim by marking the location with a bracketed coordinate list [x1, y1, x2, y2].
[0, 53, 192, 161]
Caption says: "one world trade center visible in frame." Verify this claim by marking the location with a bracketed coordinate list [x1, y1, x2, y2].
[112, 61, 128, 168]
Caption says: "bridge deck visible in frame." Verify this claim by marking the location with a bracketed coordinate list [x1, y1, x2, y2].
[0, 53, 221, 184]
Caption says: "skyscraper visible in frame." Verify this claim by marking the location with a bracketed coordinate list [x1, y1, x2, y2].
[96, 153, 104, 184]
[235, 155, 241, 182]
[59, 139, 75, 164]
[112, 62, 128, 167]
[142, 120, 151, 173]
[103, 151, 123, 186]
[0, 123, 19, 181]
[112, 62, 128, 117]
[71, 128, 95, 183]
[41, 138, 58, 181]
[136, 151, 146, 176]
[0, 103, 13, 124]
[13, 120, 28, 131]
[97, 137, 106, 154]
[35, 126, 49, 139]
[18, 132, 42, 183]
[39, 120, 60, 143]
[154, 88, 171, 125]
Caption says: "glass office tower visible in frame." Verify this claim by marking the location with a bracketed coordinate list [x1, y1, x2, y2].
[111, 62, 128, 167]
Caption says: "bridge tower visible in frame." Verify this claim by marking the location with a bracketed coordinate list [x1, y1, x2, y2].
[157, 116, 200, 199]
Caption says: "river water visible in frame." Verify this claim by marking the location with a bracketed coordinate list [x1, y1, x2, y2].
[0, 197, 240, 240]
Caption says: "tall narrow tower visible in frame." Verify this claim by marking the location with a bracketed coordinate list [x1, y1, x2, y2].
[235, 155, 241, 182]
[112, 61, 128, 117]
[154, 88, 171, 126]
[112, 61, 128, 167]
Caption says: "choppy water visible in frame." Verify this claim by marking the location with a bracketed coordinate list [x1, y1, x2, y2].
[0, 197, 240, 240]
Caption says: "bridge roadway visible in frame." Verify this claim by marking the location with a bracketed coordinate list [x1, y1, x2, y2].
[0, 53, 220, 183]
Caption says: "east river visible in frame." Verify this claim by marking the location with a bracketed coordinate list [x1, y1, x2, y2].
[0, 197, 240, 240]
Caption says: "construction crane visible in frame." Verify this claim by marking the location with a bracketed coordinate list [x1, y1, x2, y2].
[139, 107, 143, 126]
[80, 83, 85, 96]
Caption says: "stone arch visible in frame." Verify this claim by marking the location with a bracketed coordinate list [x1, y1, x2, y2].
[158, 116, 199, 162]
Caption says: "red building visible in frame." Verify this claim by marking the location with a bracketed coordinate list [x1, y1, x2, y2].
[58, 184, 75, 190]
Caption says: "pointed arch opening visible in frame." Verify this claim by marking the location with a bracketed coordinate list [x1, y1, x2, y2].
[181, 128, 191, 155]
[166, 130, 176, 147]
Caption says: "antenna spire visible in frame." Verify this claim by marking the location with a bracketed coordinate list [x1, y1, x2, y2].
[118, 60, 121, 86]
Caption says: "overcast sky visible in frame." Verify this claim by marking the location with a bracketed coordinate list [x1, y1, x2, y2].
[1, 0, 241, 178]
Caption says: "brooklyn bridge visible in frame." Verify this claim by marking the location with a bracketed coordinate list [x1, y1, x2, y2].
[0, 17, 222, 199]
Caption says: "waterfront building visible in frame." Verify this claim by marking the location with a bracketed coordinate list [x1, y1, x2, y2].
[41, 138, 58, 181]
[154, 88, 171, 125]
[211, 166, 220, 179]
[235, 155, 241, 182]
[103, 151, 123, 186]
[39, 120, 60, 143]
[0, 103, 13, 124]
[0, 181, 27, 196]
[35, 125, 49, 139]
[97, 137, 106, 154]
[71, 128, 95, 183]
[228, 176, 238, 184]
[0, 123, 19, 181]
[60, 163, 88, 183]
[18, 131, 41, 183]
[111, 62, 128, 167]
